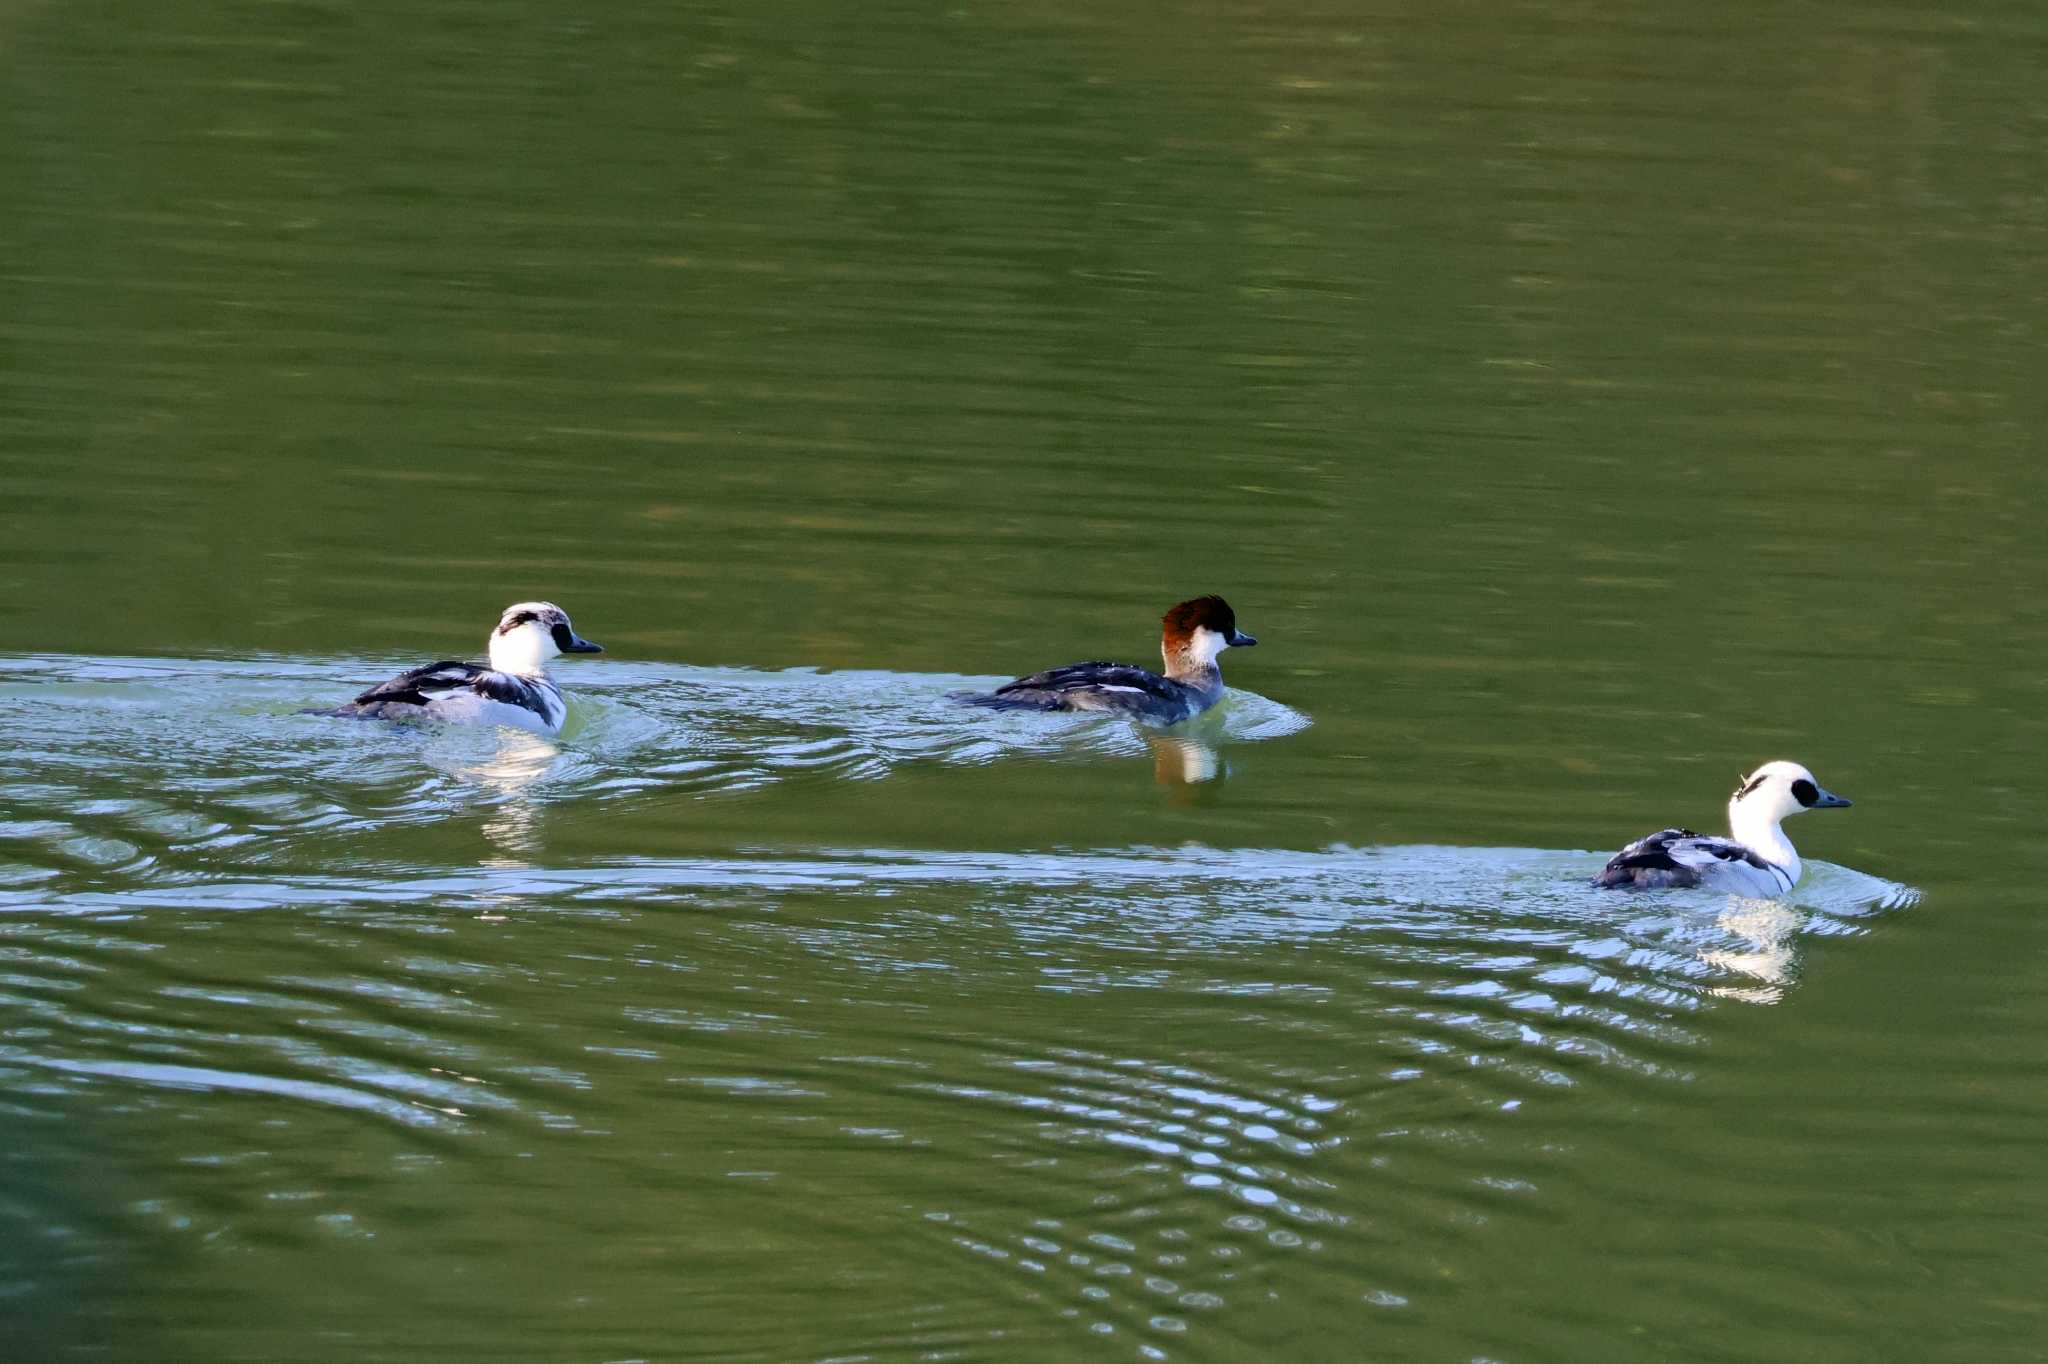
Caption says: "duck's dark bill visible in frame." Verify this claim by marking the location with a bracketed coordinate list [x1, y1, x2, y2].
[1228, 631, 1257, 647]
[550, 622, 604, 653]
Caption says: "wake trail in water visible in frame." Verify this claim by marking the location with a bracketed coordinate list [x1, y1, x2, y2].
[0, 653, 1311, 871]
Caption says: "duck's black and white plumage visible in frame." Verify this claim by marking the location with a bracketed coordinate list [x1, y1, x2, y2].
[950, 595, 1258, 726]
[1593, 760, 1853, 896]
[308, 601, 602, 736]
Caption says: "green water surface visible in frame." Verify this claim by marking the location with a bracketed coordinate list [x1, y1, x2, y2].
[3, 1, 2046, 1360]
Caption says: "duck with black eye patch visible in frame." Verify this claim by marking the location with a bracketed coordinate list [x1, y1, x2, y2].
[1592, 760, 1853, 896]
[305, 601, 603, 737]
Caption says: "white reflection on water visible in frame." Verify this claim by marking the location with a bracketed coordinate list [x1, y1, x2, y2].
[1700, 897, 1808, 1003]
[425, 730, 565, 859]
[6, 1056, 462, 1129]
[1146, 733, 1221, 787]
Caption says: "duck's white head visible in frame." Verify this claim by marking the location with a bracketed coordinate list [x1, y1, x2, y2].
[1726, 760, 1851, 869]
[487, 601, 603, 676]
[1160, 595, 1257, 679]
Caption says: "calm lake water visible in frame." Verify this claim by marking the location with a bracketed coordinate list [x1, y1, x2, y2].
[4, 1, 2047, 1360]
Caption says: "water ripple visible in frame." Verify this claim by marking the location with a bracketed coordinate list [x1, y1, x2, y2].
[0, 653, 1311, 870]
[0, 656, 1923, 1359]
[0, 831, 1920, 1358]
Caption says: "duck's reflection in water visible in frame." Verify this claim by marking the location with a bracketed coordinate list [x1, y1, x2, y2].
[1147, 733, 1221, 790]
[426, 731, 568, 861]
[1699, 896, 1807, 1004]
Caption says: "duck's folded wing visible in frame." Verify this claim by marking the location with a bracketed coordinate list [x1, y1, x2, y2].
[1601, 827, 1702, 874]
[350, 661, 484, 707]
[951, 661, 1186, 712]
[1668, 835, 1776, 875]
[994, 662, 1174, 700]
[1605, 829, 1773, 877]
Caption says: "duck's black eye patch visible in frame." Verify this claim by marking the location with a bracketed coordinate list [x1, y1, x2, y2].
[550, 622, 576, 651]
[1791, 778, 1819, 807]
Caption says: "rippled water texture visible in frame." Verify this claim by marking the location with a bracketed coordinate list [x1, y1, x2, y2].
[0, 654, 1955, 1362]
[6, 0, 2048, 1359]
[0, 653, 1310, 879]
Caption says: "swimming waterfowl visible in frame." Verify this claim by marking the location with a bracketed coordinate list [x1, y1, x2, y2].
[308, 601, 602, 736]
[1593, 760, 1852, 895]
[950, 595, 1257, 726]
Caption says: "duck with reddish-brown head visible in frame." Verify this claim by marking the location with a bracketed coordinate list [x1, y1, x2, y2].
[950, 596, 1258, 726]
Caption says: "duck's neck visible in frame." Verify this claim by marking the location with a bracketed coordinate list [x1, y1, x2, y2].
[1161, 631, 1224, 689]
[1161, 648, 1222, 691]
[1728, 798, 1799, 879]
[488, 630, 552, 678]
